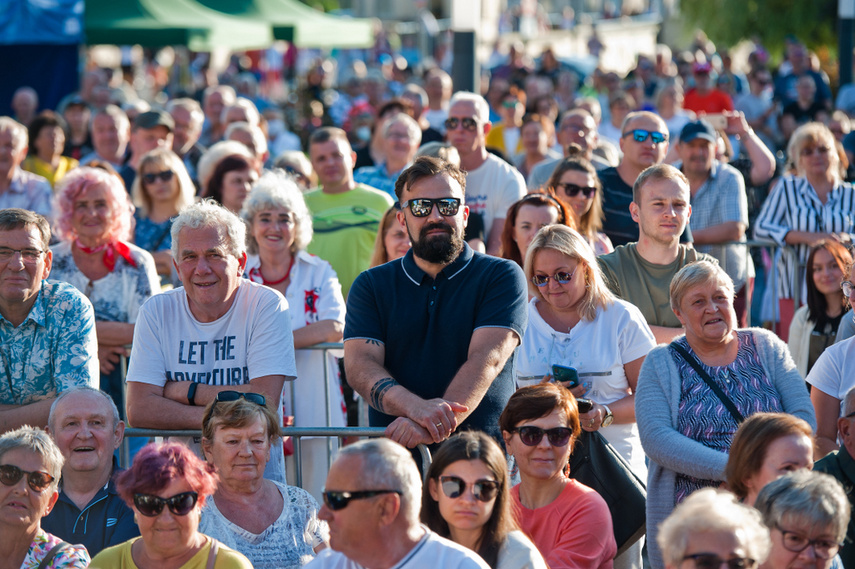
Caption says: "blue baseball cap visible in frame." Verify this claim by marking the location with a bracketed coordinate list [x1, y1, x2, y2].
[680, 119, 717, 144]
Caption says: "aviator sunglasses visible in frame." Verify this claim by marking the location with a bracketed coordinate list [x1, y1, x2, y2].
[622, 129, 668, 144]
[0, 464, 55, 492]
[511, 426, 573, 447]
[683, 554, 756, 569]
[531, 266, 578, 288]
[438, 476, 500, 502]
[142, 170, 175, 184]
[444, 117, 479, 132]
[133, 491, 199, 517]
[322, 489, 402, 511]
[400, 198, 461, 218]
[555, 183, 597, 199]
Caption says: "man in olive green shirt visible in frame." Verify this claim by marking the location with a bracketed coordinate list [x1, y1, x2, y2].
[305, 127, 394, 298]
[598, 164, 714, 343]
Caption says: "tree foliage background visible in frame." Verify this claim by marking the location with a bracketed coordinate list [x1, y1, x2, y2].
[680, 0, 838, 55]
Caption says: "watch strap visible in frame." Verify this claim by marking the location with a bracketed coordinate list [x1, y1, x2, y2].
[187, 382, 199, 406]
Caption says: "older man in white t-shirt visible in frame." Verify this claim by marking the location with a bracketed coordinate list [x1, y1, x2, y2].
[126, 199, 296, 482]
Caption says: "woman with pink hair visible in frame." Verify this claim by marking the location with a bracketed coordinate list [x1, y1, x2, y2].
[51, 166, 159, 415]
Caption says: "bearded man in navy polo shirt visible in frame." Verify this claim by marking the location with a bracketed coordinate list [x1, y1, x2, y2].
[344, 156, 527, 449]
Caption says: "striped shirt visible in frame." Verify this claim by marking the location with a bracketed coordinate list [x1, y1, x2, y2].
[754, 175, 855, 299]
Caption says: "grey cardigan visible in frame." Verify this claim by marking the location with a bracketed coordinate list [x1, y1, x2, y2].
[636, 328, 816, 569]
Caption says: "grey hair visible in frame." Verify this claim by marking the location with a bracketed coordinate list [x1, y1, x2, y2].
[449, 92, 491, 124]
[755, 470, 851, 544]
[843, 386, 855, 417]
[415, 142, 460, 167]
[48, 387, 121, 431]
[225, 121, 268, 158]
[171, 198, 247, 259]
[658, 488, 771, 567]
[0, 116, 28, 154]
[166, 98, 204, 127]
[241, 170, 313, 255]
[669, 260, 733, 312]
[0, 426, 64, 492]
[204, 85, 236, 108]
[336, 438, 422, 526]
[197, 140, 253, 195]
[402, 84, 428, 107]
[90, 104, 130, 133]
[383, 113, 422, 146]
[220, 97, 260, 127]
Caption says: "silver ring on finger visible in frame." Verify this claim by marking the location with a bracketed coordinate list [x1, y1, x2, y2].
[436, 423, 443, 428]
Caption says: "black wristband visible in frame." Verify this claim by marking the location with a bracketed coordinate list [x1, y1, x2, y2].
[187, 382, 199, 406]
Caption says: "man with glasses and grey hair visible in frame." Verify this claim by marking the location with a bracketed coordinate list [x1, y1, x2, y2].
[308, 438, 489, 569]
[124, 199, 296, 483]
[0, 208, 98, 433]
[43, 386, 138, 555]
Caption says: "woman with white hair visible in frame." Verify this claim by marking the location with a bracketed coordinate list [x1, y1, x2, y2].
[241, 170, 346, 499]
[658, 488, 771, 569]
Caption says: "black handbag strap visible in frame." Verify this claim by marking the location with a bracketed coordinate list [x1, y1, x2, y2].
[670, 341, 745, 423]
[38, 541, 71, 569]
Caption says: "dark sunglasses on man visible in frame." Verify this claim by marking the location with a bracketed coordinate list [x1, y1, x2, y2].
[444, 117, 479, 132]
[622, 129, 668, 144]
[400, 198, 461, 218]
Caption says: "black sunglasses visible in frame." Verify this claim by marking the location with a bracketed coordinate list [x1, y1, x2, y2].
[133, 491, 199, 517]
[215, 391, 266, 406]
[0, 464, 55, 492]
[438, 475, 500, 502]
[512, 426, 573, 447]
[622, 129, 668, 144]
[400, 198, 461, 218]
[322, 489, 402, 511]
[444, 117, 479, 132]
[556, 183, 597, 198]
[683, 554, 756, 569]
[142, 170, 175, 184]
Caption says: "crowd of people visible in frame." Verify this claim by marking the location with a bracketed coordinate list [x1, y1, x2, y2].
[3, 27, 855, 569]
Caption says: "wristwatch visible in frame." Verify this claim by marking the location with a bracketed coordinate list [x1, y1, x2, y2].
[601, 405, 614, 427]
[187, 382, 199, 406]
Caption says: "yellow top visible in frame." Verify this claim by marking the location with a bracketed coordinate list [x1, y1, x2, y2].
[22, 155, 78, 189]
[89, 536, 253, 569]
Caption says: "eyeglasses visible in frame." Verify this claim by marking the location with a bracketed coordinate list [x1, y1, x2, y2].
[0, 247, 45, 263]
[531, 266, 578, 288]
[142, 170, 175, 184]
[322, 489, 402, 511]
[511, 426, 573, 447]
[556, 183, 597, 198]
[444, 117, 479, 132]
[622, 129, 668, 144]
[0, 464, 55, 492]
[800, 146, 831, 157]
[841, 281, 854, 297]
[133, 491, 199, 517]
[682, 554, 756, 569]
[438, 476, 500, 502]
[400, 198, 461, 217]
[214, 391, 266, 406]
[775, 526, 840, 559]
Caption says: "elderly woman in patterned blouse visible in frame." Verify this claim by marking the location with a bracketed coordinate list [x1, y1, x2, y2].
[636, 260, 815, 569]
[51, 167, 160, 417]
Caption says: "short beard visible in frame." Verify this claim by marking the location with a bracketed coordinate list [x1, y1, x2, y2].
[408, 221, 463, 265]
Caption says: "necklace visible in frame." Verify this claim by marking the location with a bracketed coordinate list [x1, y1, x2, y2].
[255, 256, 294, 286]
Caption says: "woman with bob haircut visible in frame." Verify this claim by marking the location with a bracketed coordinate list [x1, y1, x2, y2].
[51, 166, 159, 414]
[516, 224, 655, 481]
[636, 260, 816, 569]
[545, 146, 613, 256]
[755, 470, 850, 569]
[199, 393, 327, 568]
[422, 431, 546, 569]
[131, 147, 197, 282]
[240, 170, 346, 498]
[657, 488, 770, 569]
[500, 383, 616, 569]
[500, 193, 571, 268]
[725, 413, 814, 506]
[0, 426, 90, 568]
[370, 205, 411, 267]
[90, 441, 253, 568]
[203, 153, 258, 214]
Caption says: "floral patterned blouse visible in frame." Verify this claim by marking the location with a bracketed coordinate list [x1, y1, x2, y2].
[22, 529, 89, 568]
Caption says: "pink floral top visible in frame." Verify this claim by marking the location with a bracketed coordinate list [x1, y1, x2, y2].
[22, 529, 90, 569]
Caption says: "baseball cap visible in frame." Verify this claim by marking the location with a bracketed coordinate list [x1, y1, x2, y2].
[693, 62, 712, 74]
[680, 119, 716, 144]
[134, 109, 174, 132]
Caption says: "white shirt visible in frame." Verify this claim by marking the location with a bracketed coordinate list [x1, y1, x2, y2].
[515, 297, 655, 476]
[805, 336, 855, 416]
[464, 153, 526, 243]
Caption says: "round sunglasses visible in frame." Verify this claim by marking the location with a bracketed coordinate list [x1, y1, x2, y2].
[511, 426, 573, 447]
[0, 464, 55, 492]
[438, 475, 499, 502]
[133, 491, 199, 517]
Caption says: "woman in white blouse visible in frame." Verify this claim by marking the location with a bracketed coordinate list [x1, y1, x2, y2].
[240, 170, 346, 500]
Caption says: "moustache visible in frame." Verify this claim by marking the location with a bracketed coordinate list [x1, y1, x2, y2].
[419, 222, 453, 239]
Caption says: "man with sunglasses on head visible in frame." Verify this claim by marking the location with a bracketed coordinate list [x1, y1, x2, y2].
[676, 119, 754, 327]
[445, 92, 526, 256]
[125, 200, 296, 484]
[0, 208, 99, 433]
[344, 156, 527, 453]
[598, 111, 691, 248]
[308, 438, 490, 569]
[598, 164, 715, 343]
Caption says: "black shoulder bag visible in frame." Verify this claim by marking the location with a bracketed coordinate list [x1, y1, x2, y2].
[670, 341, 745, 423]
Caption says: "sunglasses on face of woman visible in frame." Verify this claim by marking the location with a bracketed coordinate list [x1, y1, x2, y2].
[438, 475, 500, 502]
[133, 491, 198, 517]
[142, 170, 175, 184]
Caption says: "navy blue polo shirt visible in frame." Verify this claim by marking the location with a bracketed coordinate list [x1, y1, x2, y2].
[344, 242, 527, 443]
[42, 459, 139, 556]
